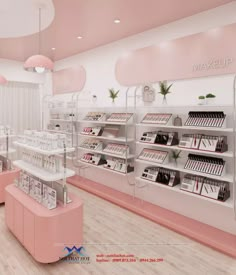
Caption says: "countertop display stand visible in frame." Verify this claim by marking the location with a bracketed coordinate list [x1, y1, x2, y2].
[5, 128, 83, 263]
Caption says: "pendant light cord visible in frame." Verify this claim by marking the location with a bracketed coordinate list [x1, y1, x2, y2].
[38, 7, 41, 54]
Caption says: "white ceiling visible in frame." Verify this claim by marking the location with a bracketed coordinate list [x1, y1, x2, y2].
[0, 0, 54, 38]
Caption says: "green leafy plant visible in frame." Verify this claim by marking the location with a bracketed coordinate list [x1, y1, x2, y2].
[198, 96, 205, 100]
[159, 80, 173, 99]
[206, 93, 216, 98]
[109, 88, 119, 103]
[171, 150, 181, 163]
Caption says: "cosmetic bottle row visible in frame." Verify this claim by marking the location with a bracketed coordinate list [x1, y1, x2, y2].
[141, 166, 180, 186]
[184, 154, 225, 176]
[17, 130, 71, 150]
[16, 171, 57, 209]
[181, 174, 230, 201]
[185, 111, 226, 127]
[79, 139, 103, 151]
[22, 151, 63, 173]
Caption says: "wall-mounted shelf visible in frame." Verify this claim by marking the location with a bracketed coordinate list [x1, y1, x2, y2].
[77, 146, 135, 159]
[77, 120, 134, 126]
[136, 124, 233, 133]
[13, 160, 75, 181]
[135, 159, 233, 183]
[78, 133, 134, 143]
[77, 160, 133, 176]
[136, 141, 233, 158]
[135, 177, 233, 208]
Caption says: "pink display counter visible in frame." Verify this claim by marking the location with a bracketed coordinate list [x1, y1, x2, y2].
[0, 169, 20, 203]
[5, 184, 83, 263]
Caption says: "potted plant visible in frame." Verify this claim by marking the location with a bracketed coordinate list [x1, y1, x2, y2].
[206, 93, 216, 105]
[198, 96, 205, 105]
[159, 80, 173, 105]
[171, 150, 181, 166]
[109, 88, 119, 104]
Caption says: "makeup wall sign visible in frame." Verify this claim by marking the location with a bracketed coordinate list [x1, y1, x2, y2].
[115, 23, 236, 85]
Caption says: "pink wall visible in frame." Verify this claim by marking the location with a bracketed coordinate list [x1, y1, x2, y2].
[53, 65, 86, 94]
[115, 23, 236, 86]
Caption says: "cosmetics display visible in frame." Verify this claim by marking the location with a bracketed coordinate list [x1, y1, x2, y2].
[22, 151, 63, 173]
[81, 153, 106, 165]
[181, 174, 230, 202]
[179, 134, 202, 149]
[81, 126, 103, 136]
[184, 154, 225, 176]
[17, 171, 57, 209]
[83, 112, 106, 121]
[141, 166, 180, 186]
[185, 111, 226, 127]
[103, 143, 129, 156]
[138, 148, 168, 164]
[140, 131, 178, 145]
[42, 184, 57, 210]
[102, 126, 120, 138]
[104, 157, 134, 173]
[17, 130, 70, 150]
[79, 139, 103, 151]
[106, 113, 133, 122]
[47, 121, 74, 133]
[141, 113, 172, 125]
[199, 135, 228, 153]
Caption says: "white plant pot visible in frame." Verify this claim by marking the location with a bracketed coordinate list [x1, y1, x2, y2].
[206, 98, 215, 105]
[198, 99, 205, 105]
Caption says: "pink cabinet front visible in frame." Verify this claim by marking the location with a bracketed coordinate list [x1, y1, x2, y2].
[5, 192, 14, 231]
[23, 208, 35, 255]
[13, 200, 24, 243]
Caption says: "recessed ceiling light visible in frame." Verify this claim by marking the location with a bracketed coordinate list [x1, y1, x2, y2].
[77, 36, 83, 39]
[51, 47, 56, 50]
[114, 19, 121, 24]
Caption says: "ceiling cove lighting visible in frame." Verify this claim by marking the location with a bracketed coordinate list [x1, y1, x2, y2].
[0, 74, 7, 85]
[24, 7, 53, 73]
[77, 36, 83, 39]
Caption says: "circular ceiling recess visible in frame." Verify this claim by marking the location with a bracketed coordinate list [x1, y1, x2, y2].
[0, 0, 55, 38]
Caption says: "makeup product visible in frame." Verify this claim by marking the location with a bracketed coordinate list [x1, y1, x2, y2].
[138, 148, 168, 164]
[184, 154, 225, 176]
[181, 174, 204, 194]
[185, 111, 226, 128]
[103, 143, 129, 156]
[81, 126, 103, 136]
[42, 184, 57, 210]
[141, 113, 172, 125]
[199, 135, 228, 153]
[179, 134, 202, 149]
[79, 139, 103, 151]
[34, 180, 42, 203]
[102, 126, 120, 138]
[83, 112, 106, 121]
[106, 113, 133, 122]
[81, 153, 105, 166]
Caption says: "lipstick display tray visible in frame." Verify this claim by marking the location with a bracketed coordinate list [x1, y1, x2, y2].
[184, 154, 226, 176]
[141, 113, 172, 125]
[184, 111, 226, 128]
[138, 148, 169, 164]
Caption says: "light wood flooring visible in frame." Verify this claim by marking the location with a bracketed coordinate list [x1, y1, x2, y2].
[0, 184, 236, 275]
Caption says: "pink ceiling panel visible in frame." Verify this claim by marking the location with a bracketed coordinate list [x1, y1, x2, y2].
[53, 66, 86, 95]
[115, 23, 236, 85]
[0, 0, 233, 61]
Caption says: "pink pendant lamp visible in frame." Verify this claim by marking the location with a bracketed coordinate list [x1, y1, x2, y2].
[24, 8, 53, 73]
[0, 74, 7, 85]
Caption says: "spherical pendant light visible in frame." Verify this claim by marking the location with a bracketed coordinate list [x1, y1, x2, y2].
[0, 74, 7, 84]
[24, 7, 54, 73]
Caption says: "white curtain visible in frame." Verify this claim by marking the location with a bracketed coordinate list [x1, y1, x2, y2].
[0, 81, 41, 134]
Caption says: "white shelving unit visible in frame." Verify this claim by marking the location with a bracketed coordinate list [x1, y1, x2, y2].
[13, 160, 75, 181]
[78, 133, 134, 143]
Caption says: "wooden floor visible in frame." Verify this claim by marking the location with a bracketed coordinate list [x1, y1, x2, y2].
[0, 185, 236, 275]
